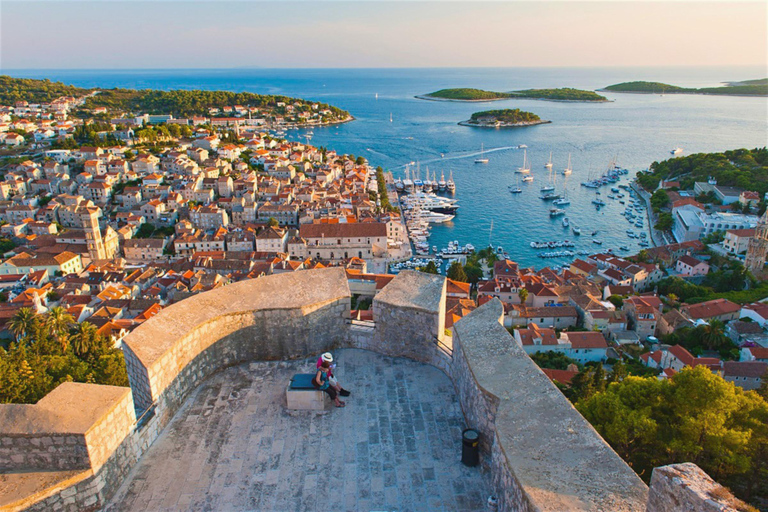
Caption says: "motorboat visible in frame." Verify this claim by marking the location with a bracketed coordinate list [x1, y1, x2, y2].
[671, 147, 683, 155]
[572, 226, 581, 235]
[562, 217, 570, 228]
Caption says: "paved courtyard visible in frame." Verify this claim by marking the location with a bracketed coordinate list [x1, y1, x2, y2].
[105, 349, 491, 511]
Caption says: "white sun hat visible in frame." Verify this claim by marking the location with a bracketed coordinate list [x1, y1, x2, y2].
[321, 352, 333, 363]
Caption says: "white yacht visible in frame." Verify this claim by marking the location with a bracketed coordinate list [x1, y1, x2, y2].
[553, 197, 570, 206]
[562, 217, 570, 228]
[522, 175, 534, 182]
[438, 171, 446, 191]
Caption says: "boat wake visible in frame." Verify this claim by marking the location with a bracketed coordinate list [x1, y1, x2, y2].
[391, 145, 522, 169]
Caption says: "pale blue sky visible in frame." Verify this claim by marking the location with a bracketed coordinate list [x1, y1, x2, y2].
[1, 1, 766, 69]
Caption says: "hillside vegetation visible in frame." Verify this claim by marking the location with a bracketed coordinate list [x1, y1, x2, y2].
[0, 75, 349, 118]
[636, 148, 768, 195]
[0, 75, 90, 104]
[604, 80, 768, 96]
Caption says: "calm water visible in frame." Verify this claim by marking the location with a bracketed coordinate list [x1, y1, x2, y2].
[7, 67, 767, 267]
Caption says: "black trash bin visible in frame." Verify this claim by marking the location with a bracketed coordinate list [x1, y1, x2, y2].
[461, 428, 480, 467]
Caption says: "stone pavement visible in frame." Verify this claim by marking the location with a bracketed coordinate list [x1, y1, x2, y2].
[105, 349, 491, 512]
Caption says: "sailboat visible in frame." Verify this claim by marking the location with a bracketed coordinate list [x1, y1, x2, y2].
[509, 175, 522, 194]
[438, 171, 446, 191]
[389, 112, 393, 123]
[515, 149, 531, 174]
[544, 151, 553, 169]
[475, 144, 489, 164]
[562, 153, 573, 176]
[447, 170, 456, 193]
[540, 160, 555, 192]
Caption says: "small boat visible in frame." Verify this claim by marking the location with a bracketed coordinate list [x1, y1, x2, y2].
[545, 151, 553, 169]
[592, 199, 606, 206]
[671, 147, 683, 155]
[475, 144, 489, 164]
[550, 208, 566, 217]
[509, 176, 522, 194]
[540, 185, 555, 192]
[522, 175, 534, 182]
[562, 217, 570, 228]
[518, 144, 527, 149]
[592, 230, 599, 236]
[447, 171, 456, 194]
[592, 239, 603, 245]
[572, 226, 581, 235]
[620, 246, 629, 251]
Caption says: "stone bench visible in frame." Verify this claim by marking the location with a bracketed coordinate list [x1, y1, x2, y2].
[286, 373, 327, 411]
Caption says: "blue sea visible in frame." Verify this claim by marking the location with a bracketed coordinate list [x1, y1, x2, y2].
[6, 67, 767, 267]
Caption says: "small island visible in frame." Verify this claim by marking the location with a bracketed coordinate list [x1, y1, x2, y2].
[417, 87, 608, 102]
[416, 88, 512, 101]
[459, 108, 550, 128]
[602, 80, 768, 97]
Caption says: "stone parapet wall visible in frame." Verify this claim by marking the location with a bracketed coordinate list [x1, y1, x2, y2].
[0, 383, 135, 474]
[371, 270, 448, 372]
[124, 267, 351, 413]
[646, 463, 751, 512]
[450, 299, 650, 512]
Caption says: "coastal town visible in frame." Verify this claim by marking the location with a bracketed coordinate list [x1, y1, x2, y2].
[1, 75, 768, 511]
[1, 83, 766, 393]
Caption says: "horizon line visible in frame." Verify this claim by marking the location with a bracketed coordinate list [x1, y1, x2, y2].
[2, 64, 767, 72]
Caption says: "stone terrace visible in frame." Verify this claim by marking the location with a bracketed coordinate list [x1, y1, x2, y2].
[104, 349, 491, 512]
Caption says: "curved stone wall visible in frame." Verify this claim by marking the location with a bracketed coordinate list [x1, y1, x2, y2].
[123, 266, 351, 416]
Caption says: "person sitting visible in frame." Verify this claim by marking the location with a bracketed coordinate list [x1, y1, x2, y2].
[313, 361, 345, 408]
[316, 352, 350, 397]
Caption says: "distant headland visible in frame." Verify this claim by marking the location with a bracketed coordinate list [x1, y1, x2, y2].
[417, 87, 609, 102]
[458, 108, 551, 128]
[601, 79, 768, 97]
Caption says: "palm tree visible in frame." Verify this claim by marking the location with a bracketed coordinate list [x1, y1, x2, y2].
[701, 320, 728, 351]
[45, 307, 74, 352]
[71, 322, 99, 357]
[8, 308, 37, 342]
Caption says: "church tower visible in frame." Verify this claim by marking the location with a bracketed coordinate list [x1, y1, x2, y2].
[745, 209, 768, 273]
[79, 206, 107, 261]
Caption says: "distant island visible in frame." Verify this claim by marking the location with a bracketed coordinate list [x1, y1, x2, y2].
[459, 108, 550, 128]
[417, 87, 608, 102]
[602, 80, 768, 97]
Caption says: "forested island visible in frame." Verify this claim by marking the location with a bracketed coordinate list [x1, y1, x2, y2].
[603, 80, 768, 97]
[0, 75, 351, 122]
[636, 147, 768, 195]
[418, 87, 607, 102]
[459, 108, 550, 128]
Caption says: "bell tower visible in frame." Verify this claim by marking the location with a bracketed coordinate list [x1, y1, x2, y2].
[745, 209, 768, 273]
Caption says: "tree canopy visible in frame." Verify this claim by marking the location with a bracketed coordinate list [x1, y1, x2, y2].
[577, 367, 768, 506]
[1, 309, 128, 404]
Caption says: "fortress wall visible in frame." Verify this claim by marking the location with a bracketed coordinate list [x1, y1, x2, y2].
[0, 383, 135, 474]
[646, 463, 748, 512]
[451, 299, 650, 512]
[370, 270, 450, 373]
[1, 268, 738, 512]
[123, 267, 351, 414]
